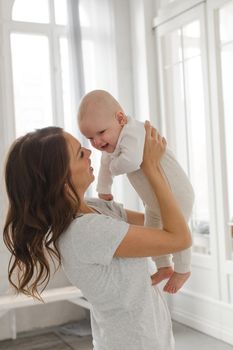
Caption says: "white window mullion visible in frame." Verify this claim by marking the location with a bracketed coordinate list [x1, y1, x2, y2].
[0, 0, 14, 21]
[198, 2, 223, 298]
[49, 0, 55, 25]
[155, 30, 167, 136]
[180, 27, 191, 176]
[0, 23, 16, 273]
[9, 21, 51, 34]
[67, 0, 85, 118]
[2, 24, 16, 144]
[48, 0, 63, 127]
[49, 28, 64, 127]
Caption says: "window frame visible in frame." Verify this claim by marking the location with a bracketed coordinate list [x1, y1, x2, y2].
[155, 4, 218, 263]
[207, 0, 233, 290]
[1, 0, 83, 138]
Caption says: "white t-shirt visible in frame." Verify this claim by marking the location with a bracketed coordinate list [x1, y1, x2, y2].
[59, 198, 174, 350]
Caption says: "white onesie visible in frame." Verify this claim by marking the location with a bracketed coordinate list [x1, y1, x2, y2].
[96, 117, 194, 273]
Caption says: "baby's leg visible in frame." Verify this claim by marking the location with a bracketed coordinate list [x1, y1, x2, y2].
[128, 169, 175, 283]
[145, 207, 173, 285]
[160, 150, 195, 293]
[128, 166, 193, 291]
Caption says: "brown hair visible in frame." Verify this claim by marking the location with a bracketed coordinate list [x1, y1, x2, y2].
[3, 127, 80, 299]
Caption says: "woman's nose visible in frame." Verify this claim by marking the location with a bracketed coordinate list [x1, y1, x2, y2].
[84, 148, 91, 157]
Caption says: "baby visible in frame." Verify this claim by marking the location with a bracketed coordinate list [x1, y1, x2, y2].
[78, 90, 194, 293]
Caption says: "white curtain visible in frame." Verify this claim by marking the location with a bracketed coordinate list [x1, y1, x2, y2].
[68, 0, 123, 199]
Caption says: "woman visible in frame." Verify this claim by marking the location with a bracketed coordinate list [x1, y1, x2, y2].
[3, 122, 191, 350]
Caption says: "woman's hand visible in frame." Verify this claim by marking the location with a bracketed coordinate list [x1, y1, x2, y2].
[98, 193, 114, 201]
[141, 121, 166, 174]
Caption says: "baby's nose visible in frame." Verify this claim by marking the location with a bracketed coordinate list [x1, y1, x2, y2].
[93, 137, 101, 147]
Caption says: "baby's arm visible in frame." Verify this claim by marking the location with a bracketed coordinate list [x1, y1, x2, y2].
[96, 153, 114, 200]
[110, 133, 144, 176]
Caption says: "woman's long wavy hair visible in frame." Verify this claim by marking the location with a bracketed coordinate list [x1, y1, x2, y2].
[3, 127, 80, 300]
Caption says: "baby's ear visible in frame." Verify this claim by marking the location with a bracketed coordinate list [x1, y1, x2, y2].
[115, 111, 127, 126]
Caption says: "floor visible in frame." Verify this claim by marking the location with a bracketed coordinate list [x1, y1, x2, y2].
[0, 321, 233, 350]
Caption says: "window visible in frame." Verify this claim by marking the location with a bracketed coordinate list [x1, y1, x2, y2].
[1, 0, 123, 201]
[54, 0, 68, 25]
[157, 7, 211, 254]
[12, 0, 50, 23]
[218, 1, 233, 257]
[9, 0, 75, 136]
[11, 34, 53, 136]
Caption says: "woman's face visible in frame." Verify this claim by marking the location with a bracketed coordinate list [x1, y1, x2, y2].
[64, 132, 94, 196]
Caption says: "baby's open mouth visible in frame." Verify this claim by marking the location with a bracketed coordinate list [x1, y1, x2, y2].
[100, 143, 109, 150]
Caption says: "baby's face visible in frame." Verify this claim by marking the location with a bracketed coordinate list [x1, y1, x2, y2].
[79, 112, 123, 153]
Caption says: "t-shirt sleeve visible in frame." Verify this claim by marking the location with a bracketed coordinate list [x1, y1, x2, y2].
[70, 214, 129, 265]
[103, 200, 128, 222]
[86, 197, 128, 222]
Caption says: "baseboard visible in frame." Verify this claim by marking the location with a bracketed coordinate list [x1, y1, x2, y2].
[168, 290, 233, 346]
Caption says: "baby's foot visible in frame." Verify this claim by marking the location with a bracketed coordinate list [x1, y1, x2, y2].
[163, 271, 191, 294]
[151, 266, 173, 285]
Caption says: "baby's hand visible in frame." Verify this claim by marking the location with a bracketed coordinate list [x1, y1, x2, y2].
[98, 193, 114, 201]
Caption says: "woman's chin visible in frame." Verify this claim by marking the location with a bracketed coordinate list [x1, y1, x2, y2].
[89, 167, 94, 177]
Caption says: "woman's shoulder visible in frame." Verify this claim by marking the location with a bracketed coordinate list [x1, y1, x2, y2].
[60, 207, 129, 266]
[68, 211, 104, 230]
[67, 208, 127, 234]
[85, 197, 128, 222]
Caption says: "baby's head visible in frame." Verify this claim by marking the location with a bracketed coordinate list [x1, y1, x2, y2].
[78, 90, 127, 153]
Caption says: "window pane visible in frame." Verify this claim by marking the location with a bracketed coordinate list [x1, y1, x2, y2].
[184, 56, 210, 228]
[183, 21, 201, 59]
[219, 1, 233, 43]
[60, 38, 72, 132]
[161, 21, 211, 254]
[79, 3, 91, 27]
[11, 34, 53, 136]
[54, 0, 68, 25]
[164, 63, 188, 170]
[12, 0, 49, 23]
[82, 40, 96, 91]
[162, 29, 182, 66]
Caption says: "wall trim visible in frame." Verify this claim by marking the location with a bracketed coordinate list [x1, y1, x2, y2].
[168, 290, 233, 345]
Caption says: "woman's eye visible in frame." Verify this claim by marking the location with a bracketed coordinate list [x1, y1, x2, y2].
[100, 130, 105, 134]
[80, 150, 84, 158]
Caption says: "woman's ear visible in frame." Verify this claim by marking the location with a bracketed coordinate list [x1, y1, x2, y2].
[115, 111, 128, 126]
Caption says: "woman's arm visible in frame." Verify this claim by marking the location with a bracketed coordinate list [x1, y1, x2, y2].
[125, 209, 144, 225]
[114, 122, 192, 258]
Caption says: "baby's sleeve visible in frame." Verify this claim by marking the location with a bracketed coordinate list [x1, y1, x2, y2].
[96, 153, 113, 194]
[71, 214, 129, 265]
[110, 132, 145, 176]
